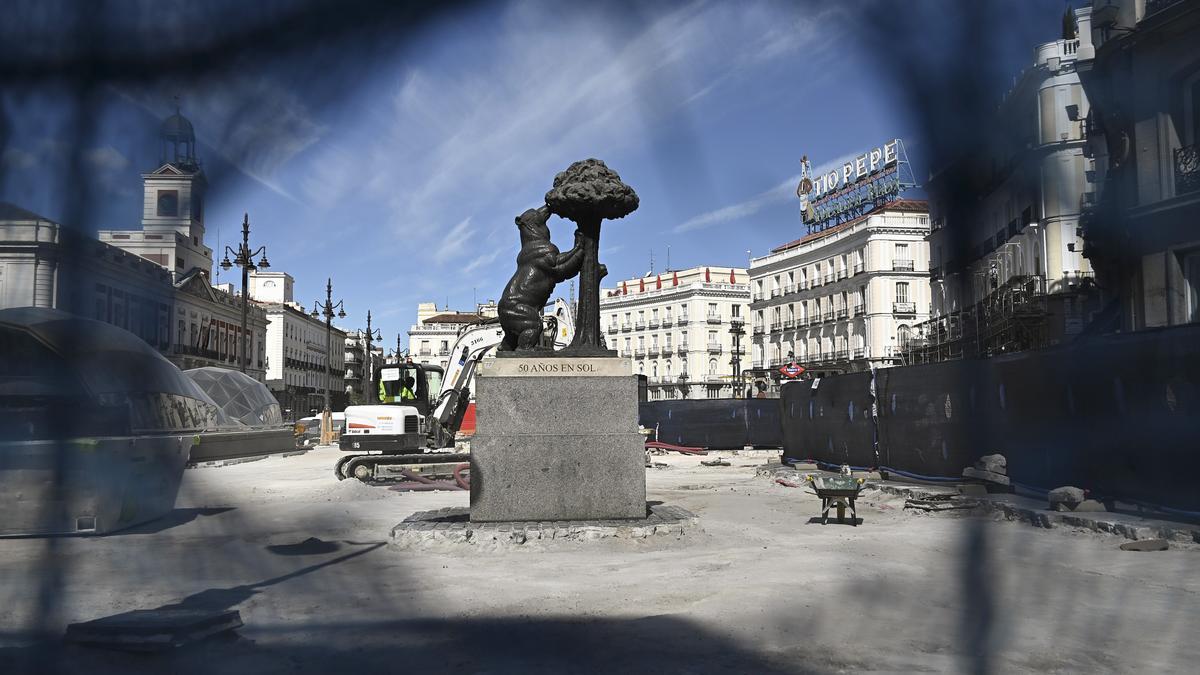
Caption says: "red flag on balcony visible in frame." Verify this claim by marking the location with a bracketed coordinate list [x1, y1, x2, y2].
[705, 267, 711, 282]
[621, 281, 627, 295]
[639, 277, 645, 292]
[672, 271, 679, 286]
[729, 269, 736, 283]
[656, 274, 662, 290]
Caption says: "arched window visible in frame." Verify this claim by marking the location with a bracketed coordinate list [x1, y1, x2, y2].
[898, 324, 912, 348]
[708, 358, 718, 375]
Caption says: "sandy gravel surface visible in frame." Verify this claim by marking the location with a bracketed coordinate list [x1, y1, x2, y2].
[2, 447, 1196, 673]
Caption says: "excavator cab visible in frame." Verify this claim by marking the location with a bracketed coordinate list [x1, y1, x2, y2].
[375, 362, 443, 416]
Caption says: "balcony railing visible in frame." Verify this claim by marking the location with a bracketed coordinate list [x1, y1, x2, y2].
[770, 288, 780, 298]
[784, 284, 796, 295]
[836, 269, 846, 281]
[661, 317, 673, 328]
[893, 301, 917, 314]
[836, 308, 848, 320]
[1176, 144, 1200, 196]
[811, 277, 822, 288]
[417, 349, 432, 356]
[852, 348, 865, 359]
[677, 343, 689, 354]
[620, 323, 632, 332]
[893, 259, 915, 271]
[834, 349, 849, 361]
[634, 321, 646, 330]
[853, 304, 865, 316]
[752, 324, 765, 335]
[706, 313, 722, 324]
[770, 321, 782, 332]
[607, 324, 618, 334]
[647, 347, 660, 358]
[648, 319, 660, 329]
[680, 315, 690, 324]
[633, 348, 646, 358]
[853, 263, 864, 275]
[823, 311, 834, 322]
[752, 293, 765, 302]
[783, 319, 795, 329]
[706, 342, 723, 354]
[824, 274, 835, 284]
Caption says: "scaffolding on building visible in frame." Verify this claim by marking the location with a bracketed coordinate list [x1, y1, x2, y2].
[901, 275, 1050, 365]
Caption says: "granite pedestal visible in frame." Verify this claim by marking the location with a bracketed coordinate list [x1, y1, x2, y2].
[469, 357, 646, 522]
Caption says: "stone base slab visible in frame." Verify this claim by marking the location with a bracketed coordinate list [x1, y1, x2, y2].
[470, 433, 646, 521]
[391, 504, 700, 549]
[470, 361, 646, 522]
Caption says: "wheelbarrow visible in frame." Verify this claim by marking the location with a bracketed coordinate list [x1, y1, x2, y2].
[805, 474, 866, 525]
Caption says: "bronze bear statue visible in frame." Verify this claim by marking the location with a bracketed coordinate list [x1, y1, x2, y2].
[497, 205, 584, 352]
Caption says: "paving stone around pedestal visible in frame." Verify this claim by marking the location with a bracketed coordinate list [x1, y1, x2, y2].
[469, 359, 646, 522]
[391, 503, 700, 549]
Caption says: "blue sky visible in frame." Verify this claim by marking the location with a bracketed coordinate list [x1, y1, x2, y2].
[0, 0, 1065, 345]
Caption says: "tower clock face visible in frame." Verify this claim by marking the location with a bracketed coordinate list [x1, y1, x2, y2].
[157, 190, 178, 217]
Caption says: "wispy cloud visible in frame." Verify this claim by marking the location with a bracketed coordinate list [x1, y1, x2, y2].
[671, 152, 858, 234]
[117, 75, 326, 202]
[321, 0, 842, 288]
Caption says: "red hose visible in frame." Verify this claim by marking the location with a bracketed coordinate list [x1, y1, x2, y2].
[645, 440, 708, 455]
[453, 462, 471, 490]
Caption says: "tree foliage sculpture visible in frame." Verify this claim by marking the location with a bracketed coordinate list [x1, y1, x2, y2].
[545, 159, 639, 355]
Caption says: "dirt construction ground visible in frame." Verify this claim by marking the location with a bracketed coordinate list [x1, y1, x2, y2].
[2, 447, 1197, 674]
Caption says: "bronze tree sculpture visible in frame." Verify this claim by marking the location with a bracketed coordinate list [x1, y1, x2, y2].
[497, 206, 585, 353]
[545, 159, 639, 356]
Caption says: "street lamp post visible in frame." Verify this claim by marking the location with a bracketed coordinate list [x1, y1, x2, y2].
[219, 213, 269, 373]
[311, 278, 346, 444]
[362, 310, 381, 403]
[728, 318, 745, 398]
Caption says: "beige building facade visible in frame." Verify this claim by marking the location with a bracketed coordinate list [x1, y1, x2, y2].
[600, 266, 750, 399]
[749, 200, 931, 382]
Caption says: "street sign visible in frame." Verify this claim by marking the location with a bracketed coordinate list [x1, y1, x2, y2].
[779, 362, 805, 379]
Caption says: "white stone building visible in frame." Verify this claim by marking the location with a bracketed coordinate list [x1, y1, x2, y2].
[600, 266, 750, 399]
[407, 301, 497, 373]
[248, 270, 346, 418]
[749, 200, 931, 383]
[915, 8, 1103, 362]
[1077, 0, 1200, 330]
[0, 107, 268, 381]
[1, 202, 175, 351]
[344, 329, 384, 403]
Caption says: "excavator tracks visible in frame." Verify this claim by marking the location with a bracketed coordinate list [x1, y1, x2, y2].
[336, 452, 471, 483]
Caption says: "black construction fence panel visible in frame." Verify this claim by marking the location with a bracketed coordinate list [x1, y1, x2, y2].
[639, 400, 748, 449]
[778, 323, 1200, 511]
[744, 399, 783, 448]
[875, 361, 982, 479]
[780, 372, 875, 468]
[990, 325, 1200, 511]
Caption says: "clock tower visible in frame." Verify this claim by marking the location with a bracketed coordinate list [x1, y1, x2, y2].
[101, 104, 212, 280]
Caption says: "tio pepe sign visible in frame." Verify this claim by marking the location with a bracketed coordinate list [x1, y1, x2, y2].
[800, 139, 900, 206]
